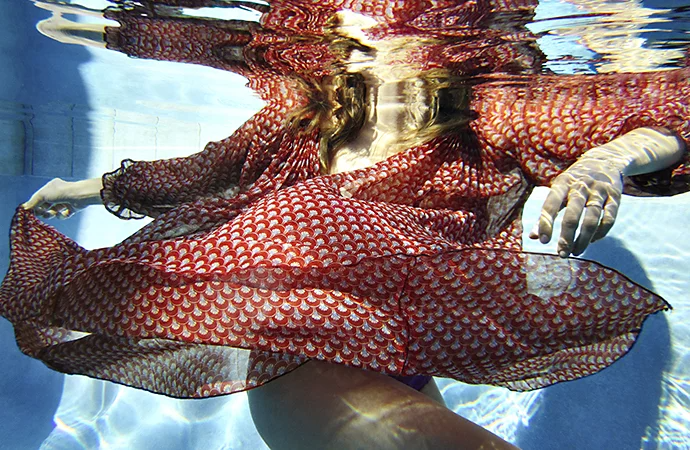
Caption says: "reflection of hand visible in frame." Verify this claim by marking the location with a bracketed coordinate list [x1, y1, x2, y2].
[22, 177, 103, 219]
[530, 158, 623, 258]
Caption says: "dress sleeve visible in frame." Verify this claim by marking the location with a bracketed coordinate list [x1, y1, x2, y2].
[469, 70, 690, 196]
[101, 103, 289, 219]
[623, 151, 690, 197]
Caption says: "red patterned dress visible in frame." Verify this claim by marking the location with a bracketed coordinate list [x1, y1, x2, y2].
[1, 0, 689, 398]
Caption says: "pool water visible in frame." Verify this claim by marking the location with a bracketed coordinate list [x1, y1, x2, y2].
[1, 1, 689, 449]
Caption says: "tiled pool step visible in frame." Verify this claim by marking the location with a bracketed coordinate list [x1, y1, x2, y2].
[0, 101, 242, 180]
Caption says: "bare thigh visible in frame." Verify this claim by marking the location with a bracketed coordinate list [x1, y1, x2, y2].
[247, 361, 520, 450]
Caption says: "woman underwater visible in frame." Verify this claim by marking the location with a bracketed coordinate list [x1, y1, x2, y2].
[3, 0, 690, 448]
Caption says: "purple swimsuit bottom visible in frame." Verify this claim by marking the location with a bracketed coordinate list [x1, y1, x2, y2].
[392, 375, 433, 391]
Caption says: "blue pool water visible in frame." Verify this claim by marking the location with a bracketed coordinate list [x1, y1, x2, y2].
[1, 1, 689, 449]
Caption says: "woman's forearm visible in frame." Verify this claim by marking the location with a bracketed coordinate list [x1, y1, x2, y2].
[71, 177, 105, 206]
[579, 127, 685, 176]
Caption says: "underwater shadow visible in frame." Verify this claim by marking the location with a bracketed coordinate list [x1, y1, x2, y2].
[0, 2, 94, 448]
[516, 237, 671, 450]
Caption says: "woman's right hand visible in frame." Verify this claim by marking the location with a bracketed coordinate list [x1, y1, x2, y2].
[23, 177, 103, 219]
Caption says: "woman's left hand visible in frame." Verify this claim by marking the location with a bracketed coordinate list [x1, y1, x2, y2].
[530, 127, 686, 258]
[530, 156, 623, 258]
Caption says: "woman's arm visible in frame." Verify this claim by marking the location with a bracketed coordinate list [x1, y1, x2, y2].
[22, 104, 288, 221]
[100, 103, 290, 219]
[22, 177, 104, 219]
[531, 127, 686, 257]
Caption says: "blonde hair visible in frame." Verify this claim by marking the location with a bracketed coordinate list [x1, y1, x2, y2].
[307, 69, 475, 173]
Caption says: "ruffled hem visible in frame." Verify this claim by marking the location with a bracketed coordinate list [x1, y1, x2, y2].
[0, 207, 671, 398]
[101, 159, 149, 219]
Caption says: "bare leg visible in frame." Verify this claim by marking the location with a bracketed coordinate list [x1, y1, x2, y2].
[421, 378, 446, 406]
[247, 361, 519, 450]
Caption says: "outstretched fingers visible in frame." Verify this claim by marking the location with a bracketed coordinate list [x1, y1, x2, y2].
[530, 126, 683, 257]
[571, 193, 605, 256]
[22, 192, 45, 211]
[20, 178, 82, 219]
[31, 202, 74, 220]
[530, 181, 569, 244]
[591, 195, 619, 242]
[557, 183, 588, 257]
[530, 168, 622, 257]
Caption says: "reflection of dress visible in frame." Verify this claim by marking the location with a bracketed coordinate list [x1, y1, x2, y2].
[1, 0, 689, 398]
